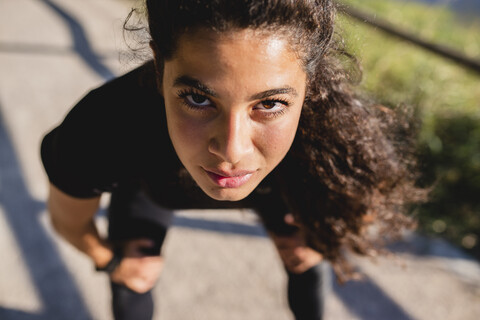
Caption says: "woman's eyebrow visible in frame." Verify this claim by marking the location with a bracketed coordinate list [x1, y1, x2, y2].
[250, 87, 298, 100]
[173, 75, 218, 97]
[173, 75, 298, 100]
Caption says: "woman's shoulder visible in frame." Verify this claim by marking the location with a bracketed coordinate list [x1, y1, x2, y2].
[63, 60, 163, 128]
[53, 60, 167, 151]
[88, 60, 159, 103]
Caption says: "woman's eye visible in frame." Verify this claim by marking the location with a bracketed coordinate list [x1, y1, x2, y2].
[254, 100, 288, 112]
[261, 101, 281, 110]
[185, 93, 211, 107]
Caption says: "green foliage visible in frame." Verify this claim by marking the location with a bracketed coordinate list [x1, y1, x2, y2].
[417, 114, 480, 258]
[337, 0, 480, 258]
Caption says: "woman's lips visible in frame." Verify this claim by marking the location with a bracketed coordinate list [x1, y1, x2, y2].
[204, 169, 255, 188]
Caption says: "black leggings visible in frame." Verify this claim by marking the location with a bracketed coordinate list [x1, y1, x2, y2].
[110, 282, 154, 320]
[287, 263, 329, 320]
[107, 184, 326, 320]
[108, 184, 172, 320]
[109, 265, 326, 320]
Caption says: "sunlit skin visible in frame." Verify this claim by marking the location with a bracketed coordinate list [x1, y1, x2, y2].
[160, 29, 307, 201]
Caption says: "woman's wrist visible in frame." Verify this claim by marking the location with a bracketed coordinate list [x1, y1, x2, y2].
[86, 236, 115, 269]
[95, 250, 122, 273]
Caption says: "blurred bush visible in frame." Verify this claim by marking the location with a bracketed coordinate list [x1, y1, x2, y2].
[418, 114, 480, 257]
[338, 0, 480, 258]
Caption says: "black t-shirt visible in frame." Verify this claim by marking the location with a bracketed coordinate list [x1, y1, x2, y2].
[41, 62, 292, 232]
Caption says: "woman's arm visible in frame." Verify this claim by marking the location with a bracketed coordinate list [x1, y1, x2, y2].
[47, 183, 113, 268]
[47, 183, 163, 293]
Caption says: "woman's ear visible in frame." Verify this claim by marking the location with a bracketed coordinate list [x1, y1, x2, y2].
[149, 40, 164, 95]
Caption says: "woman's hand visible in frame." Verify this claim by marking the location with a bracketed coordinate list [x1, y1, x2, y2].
[47, 184, 163, 293]
[110, 239, 164, 294]
[270, 214, 323, 274]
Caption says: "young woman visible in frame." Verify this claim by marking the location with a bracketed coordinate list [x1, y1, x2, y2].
[41, 0, 424, 319]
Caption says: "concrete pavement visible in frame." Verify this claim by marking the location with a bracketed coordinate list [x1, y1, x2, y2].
[1, 0, 479, 319]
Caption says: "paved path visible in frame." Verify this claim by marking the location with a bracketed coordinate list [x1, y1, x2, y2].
[0, 0, 479, 319]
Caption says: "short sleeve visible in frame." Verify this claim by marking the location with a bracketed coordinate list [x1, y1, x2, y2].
[40, 90, 117, 198]
[40, 62, 166, 199]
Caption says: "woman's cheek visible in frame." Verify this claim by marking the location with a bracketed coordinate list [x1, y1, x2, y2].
[262, 118, 299, 159]
[170, 115, 208, 156]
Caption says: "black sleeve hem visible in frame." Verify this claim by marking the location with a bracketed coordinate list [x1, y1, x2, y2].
[40, 128, 102, 199]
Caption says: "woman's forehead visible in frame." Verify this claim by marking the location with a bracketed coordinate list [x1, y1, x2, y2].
[172, 28, 301, 67]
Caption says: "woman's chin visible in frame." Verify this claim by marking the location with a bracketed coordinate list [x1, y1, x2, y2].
[192, 169, 263, 201]
[201, 184, 255, 202]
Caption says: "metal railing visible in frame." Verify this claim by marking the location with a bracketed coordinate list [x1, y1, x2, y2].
[338, 3, 480, 75]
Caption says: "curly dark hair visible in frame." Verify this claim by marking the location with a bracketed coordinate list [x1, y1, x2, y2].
[134, 0, 426, 281]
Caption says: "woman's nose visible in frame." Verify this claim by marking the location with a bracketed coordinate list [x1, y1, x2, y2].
[208, 111, 254, 164]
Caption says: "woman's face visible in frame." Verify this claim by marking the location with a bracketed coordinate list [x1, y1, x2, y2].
[161, 29, 307, 201]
